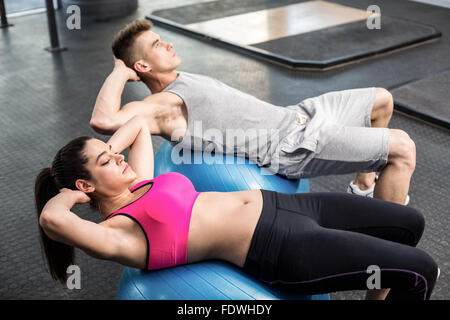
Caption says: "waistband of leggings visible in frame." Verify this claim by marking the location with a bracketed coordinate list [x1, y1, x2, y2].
[243, 189, 278, 277]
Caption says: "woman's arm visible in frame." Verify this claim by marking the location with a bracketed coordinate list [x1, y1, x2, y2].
[107, 115, 154, 181]
[39, 189, 123, 260]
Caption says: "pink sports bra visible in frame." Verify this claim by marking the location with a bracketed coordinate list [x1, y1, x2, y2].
[105, 172, 200, 270]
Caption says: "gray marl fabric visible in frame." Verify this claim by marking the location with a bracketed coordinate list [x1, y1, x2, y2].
[278, 87, 390, 178]
[163, 71, 303, 167]
[163, 72, 386, 177]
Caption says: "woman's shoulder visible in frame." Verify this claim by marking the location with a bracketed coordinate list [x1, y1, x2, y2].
[129, 172, 186, 191]
[129, 178, 154, 192]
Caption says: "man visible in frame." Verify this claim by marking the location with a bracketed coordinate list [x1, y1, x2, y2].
[91, 19, 414, 206]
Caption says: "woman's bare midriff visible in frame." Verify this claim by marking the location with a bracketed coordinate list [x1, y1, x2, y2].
[103, 188, 264, 270]
[187, 190, 263, 268]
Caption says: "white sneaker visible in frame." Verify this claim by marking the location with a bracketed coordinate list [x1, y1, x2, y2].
[347, 178, 410, 205]
[347, 180, 375, 197]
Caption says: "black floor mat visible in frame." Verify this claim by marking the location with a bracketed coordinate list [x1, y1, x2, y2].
[148, 0, 441, 70]
[392, 69, 450, 129]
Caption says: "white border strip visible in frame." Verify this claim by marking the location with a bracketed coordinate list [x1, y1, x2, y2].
[6, 8, 46, 18]
[410, 0, 450, 9]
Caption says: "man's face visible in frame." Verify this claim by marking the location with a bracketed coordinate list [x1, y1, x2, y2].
[136, 30, 182, 73]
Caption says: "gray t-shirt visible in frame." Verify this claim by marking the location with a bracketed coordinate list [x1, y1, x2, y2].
[162, 71, 298, 166]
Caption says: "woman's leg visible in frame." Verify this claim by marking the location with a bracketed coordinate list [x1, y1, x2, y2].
[274, 216, 438, 300]
[310, 192, 426, 299]
[245, 191, 439, 300]
[276, 192, 425, 247]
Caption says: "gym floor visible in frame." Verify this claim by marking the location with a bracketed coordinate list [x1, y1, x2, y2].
[0, 0, 448, 300]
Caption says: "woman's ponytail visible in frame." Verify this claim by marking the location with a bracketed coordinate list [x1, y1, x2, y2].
[35, 167, 75, 285]
[34, 136, 94, 285]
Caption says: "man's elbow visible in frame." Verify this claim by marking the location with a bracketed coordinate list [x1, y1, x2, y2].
[90, 117, 117, 135]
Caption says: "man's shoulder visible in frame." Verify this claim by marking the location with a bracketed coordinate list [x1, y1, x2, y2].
[142, 91, 183, 105]
[178, 70, 216, 81]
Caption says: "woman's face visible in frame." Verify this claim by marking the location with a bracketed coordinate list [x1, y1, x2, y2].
[82, 138, 137, 196]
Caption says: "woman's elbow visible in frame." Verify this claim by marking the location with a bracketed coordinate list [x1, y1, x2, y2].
[39, 211, 61, 242]
[39, 210, 62, 234]
[39, 210, 53, 229]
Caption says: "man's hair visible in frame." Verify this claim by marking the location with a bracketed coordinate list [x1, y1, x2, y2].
[112, 19, 153, 68]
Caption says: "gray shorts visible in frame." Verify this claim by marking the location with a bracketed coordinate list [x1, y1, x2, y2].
[273, 87, 390, 179]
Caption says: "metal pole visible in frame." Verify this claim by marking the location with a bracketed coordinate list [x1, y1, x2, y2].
[45, 0, 67, 52]
[0, 0, 13, 28]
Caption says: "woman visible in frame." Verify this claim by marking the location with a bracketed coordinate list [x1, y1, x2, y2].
[35, 116, 439, 300]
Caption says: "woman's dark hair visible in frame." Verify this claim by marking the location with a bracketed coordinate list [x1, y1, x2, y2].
[34, 136, 96, 285]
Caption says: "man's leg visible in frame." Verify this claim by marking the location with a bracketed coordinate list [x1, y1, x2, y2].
[283, 87, 414, 207]
[351, 88, 415, 205]
[374, 129, 415, 205]
[352, 88, 393, 192]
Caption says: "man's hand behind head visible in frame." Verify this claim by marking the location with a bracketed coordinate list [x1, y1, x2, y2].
[113, 57, 140, 82]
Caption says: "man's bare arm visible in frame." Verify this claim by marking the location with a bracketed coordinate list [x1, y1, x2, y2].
[90, 58, 142, 135]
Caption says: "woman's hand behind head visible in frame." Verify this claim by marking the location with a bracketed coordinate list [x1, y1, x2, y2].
[59, 188, 91, 205]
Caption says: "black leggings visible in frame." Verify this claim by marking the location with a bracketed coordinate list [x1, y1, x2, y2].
[243, 190, 438, 300]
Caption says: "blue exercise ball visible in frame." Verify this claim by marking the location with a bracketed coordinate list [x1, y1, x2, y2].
[154, 141, 309, 193]
[117, 142, 329, 300]
[117, 261, 329, 300]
